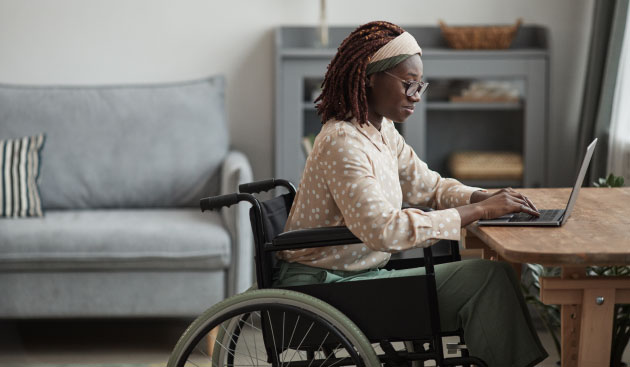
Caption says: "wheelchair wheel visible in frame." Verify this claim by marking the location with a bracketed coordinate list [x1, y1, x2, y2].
[168, 288, 381, 367]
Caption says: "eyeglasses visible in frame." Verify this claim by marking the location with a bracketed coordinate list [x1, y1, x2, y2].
[383, 71, 429, 97]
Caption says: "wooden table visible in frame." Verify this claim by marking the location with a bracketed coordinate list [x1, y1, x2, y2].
[462, 187, 630, 367]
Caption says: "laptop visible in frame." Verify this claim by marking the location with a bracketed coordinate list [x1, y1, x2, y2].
[478, 138, 598, 227]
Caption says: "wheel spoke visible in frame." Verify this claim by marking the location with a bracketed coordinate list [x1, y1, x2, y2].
[238, 318, 258, 366]
[326, 344, 349, 367]
[306, 332, 329, 367]
[266, 310, 281, 366]
[284, 315, 301, 365]
[287, 321, 315, 363]
[184, 357, 202, 367]
[280, 312, 286, 366]
[213, 336, 270, 364]
[171, 291, 378, 367]
[253, 312, 260, 366]
[235, 314, 258, 366]
[239, 312, 263, 332]
[193, 342, 211, 360]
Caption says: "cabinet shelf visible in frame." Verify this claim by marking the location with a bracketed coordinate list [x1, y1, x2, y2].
[276, 26, 549, 188]
[307, 101, 523, 112]
[425, 101, 523, 111]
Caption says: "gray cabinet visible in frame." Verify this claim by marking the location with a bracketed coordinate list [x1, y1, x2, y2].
[275, 26, 549, 188]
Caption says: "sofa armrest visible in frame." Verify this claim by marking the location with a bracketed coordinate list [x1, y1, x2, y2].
[220, 150, 254, 296]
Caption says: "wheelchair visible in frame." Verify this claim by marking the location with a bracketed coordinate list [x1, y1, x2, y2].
[168, 178, 488, 367]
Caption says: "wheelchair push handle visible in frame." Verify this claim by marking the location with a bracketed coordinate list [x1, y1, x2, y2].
[239, 179, 276, 194]
[239, 178, 297, 195]
[200, 193, 239, 212]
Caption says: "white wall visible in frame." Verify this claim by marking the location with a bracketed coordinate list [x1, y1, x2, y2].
[0, 0, 594, 187]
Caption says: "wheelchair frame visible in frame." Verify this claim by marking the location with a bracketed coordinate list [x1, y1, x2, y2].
[170, 178, 488, 367]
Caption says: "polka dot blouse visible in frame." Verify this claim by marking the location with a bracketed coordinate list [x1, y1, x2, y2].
[278, 117, 483, 271]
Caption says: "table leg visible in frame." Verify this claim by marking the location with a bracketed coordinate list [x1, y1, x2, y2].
[561, 304, 581, 367]
[461, 228, 521, 279]
[577, 288, 616, 367]
[542, 274, 630, 367]
[561, 267, 585, 367]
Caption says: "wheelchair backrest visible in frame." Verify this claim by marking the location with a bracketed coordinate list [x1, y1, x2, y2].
[249, 192, 294, 288]
[259, 193, 294, 243]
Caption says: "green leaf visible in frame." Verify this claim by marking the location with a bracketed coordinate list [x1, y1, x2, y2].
[597, 173, 625, 188]
[614, 176, 624, 187]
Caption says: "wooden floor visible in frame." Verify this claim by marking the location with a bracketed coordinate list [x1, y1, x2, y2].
[0, 316, 581, 366]
[0, 318, 191, 365]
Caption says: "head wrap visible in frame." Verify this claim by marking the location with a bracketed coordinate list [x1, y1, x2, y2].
[365, 32, 423, 75]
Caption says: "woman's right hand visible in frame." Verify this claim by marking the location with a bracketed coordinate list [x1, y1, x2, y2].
[474, 191, 540, 220]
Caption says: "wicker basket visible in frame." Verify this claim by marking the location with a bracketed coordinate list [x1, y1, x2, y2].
[449, 151, 523, 180]
[439, 19, 522, 50]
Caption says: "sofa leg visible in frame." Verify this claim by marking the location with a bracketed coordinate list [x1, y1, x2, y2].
[208, 326, 219, 357]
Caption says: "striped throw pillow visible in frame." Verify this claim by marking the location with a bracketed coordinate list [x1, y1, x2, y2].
[0, 134, 46, 217]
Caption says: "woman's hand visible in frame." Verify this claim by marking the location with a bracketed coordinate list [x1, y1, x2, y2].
[472, 188, 539, 219]
[456, 188, 539, 226]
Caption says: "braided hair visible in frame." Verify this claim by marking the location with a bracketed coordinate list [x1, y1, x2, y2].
[315, 21, 405, 126]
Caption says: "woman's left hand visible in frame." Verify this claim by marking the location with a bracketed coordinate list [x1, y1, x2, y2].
[470, 188, 538, 213]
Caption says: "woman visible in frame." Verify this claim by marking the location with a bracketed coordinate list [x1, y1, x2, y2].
[274, 21, 548, 367]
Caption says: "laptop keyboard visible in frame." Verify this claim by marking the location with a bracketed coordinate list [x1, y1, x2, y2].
[509, 209, 562, 222]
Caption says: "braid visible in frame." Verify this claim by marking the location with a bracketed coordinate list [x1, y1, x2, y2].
[315, 21, 404, 126]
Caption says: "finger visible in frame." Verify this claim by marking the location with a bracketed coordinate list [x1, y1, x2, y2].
[523, 195, 539, 212]
[509, 197, 540, 215]
[504, 189, 523, 201]
[499, 192, 535, 213]
[519, 204, 540, 217]
[509, 191, 539, 212]
[508, 196, 529, 207]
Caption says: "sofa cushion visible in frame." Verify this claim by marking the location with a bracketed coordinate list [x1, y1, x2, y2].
[0, 76, 228, 209]
[0, 270, 227, 318]
[0, 209, 231, 270]
[0, 133, 45, 217]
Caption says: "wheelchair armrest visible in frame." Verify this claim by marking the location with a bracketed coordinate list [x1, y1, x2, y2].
[270, 226, 359, 251]
[270, 206, 435, 252]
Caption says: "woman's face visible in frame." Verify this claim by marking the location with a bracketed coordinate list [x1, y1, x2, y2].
[367, 54, 423, 123]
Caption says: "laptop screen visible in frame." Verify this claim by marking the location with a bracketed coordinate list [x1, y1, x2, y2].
[560, 138, 598, 225]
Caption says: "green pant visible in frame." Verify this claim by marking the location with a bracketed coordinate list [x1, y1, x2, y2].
[273, 258, 548, 367]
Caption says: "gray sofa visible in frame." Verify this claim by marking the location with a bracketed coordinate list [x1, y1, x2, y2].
[0, 76, 253, 318]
